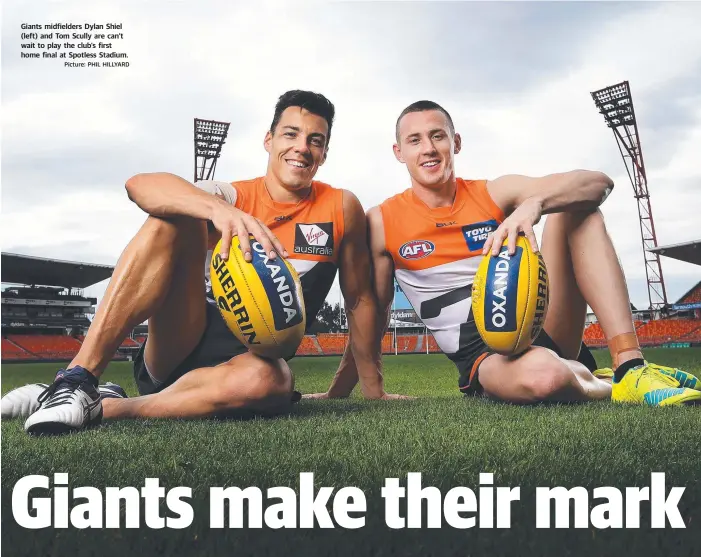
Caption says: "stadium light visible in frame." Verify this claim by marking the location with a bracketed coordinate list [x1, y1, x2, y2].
[591, 81, 668, 315]
[193, 118, 230, 182]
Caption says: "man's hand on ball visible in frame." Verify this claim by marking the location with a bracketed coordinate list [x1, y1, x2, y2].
[483, 197, 542, 256]
[211, 203, 287, 262]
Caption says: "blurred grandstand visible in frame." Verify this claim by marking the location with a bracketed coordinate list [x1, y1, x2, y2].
[1, 253, 138, 363]
[2, 249, 699, 362]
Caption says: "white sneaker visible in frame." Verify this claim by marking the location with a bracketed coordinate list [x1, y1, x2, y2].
[2, 381, 127, 421]
[1, 383, 48, 419]
[24, 367, 103, 435]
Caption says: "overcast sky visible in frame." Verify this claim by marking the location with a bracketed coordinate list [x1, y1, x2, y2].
[2, 0, 700, 311]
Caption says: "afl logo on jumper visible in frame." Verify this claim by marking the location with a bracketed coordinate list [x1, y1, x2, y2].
[294, 222, 334, 256]
[399, 240, 435, 260]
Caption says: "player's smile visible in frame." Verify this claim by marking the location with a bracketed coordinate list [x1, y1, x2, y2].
[420, 159, 442, 171]
[284, 158, 311, 171]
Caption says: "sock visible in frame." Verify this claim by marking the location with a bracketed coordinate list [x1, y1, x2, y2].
[614, 358, 645, 382]
[58, 366, 99, 388]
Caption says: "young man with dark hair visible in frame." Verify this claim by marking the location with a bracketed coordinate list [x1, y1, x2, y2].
[312, 100, 700, 406]
[3, 90, 407, 434]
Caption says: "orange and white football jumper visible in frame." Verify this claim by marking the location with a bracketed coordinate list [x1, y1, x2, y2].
[200, 177, 344, 330]
[380, 178, 505, 390]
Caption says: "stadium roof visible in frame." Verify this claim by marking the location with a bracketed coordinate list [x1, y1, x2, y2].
[676, 279, 701, 305]
[1, 253, 114, 288]
[648, 240, 701, 266]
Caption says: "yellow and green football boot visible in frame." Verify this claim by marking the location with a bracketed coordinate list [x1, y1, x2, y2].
[611, 362, 701, 406]
[644, 363, 701, 391]
[598, 364, 700, 389]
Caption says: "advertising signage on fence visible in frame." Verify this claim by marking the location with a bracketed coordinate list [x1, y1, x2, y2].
[672, 302, 701, 310]
[393, 280, 413, 311]
[1, 298, 92, 307]
[390, 308, 421, 327]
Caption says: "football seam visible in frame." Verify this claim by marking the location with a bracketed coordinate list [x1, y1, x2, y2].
[515, 242, 530, 352]
[473, 269, 487, 348]
[232, 246, 279, 348]
[215, 255, 248, 343]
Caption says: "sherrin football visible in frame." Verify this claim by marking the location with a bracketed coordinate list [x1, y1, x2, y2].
[210, 236, 306, 359]
[471, 235, 549, 355]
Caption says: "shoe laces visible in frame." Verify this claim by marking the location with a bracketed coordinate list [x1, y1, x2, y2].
[636, 365, 679, 388]
[647, 363, 678, 375]
[37, 372, 84, 405]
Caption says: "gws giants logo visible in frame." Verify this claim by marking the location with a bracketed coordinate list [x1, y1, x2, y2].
[399, 240, 435, 260]
[294, 223, 334, 256]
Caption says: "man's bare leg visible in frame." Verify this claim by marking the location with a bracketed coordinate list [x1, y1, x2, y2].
[20, 215, 211, 434]
[69, 216, 209, 378]
[478, 208, 614, 403]
[555, 209, 643, 368]
[103, 353, 294, 419]
[478, 348, 610, 403]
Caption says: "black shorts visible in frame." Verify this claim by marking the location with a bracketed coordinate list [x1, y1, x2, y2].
[454, 329, 598, 396]
[133, 302, 248, 395]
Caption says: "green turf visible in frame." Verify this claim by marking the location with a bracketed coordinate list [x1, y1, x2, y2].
[2, 348, 701, 556]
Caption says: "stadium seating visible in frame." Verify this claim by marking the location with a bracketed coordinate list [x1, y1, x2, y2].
[9, 335, 82, 360]
[119, 337, 140, 348]
[583, 323, 605, 342]
[2, 338, 35, 360]
[635, 319, 701, 346]
[395, 335, 418, 353]
[295, 336, 322, 356]
[682, 324, 701, 342]
[427, 335, 441, 353]
[679, 283, 701, 305]
[5, 318, 699, 363]
[316, 334, 348, 355]
[381, 333, 393, 353]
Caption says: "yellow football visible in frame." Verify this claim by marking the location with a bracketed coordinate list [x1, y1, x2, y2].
[210, 236, 306, 359]
[471, 235, 549, 355]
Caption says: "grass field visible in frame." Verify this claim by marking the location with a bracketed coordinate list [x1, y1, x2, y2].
[2, 348, 701, 556]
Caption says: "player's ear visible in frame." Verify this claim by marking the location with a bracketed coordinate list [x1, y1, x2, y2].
[454, 132, 462, 155]
[393, 143, 405, 164]
[320, 147, 328, 166]
[263, 130, 273, 154]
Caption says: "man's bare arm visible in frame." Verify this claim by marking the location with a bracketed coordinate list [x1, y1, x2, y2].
[310, 202, 406, 399]
[125, 172, 285, 261]
[486, 170, 613, 216]
[483, 170, 614, 255]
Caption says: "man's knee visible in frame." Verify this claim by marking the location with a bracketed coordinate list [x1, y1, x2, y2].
[518, 350, 574, 402]
[548, 207, 603, 232]
[219, 356, 293, 409]
[139, 215, 207, 252]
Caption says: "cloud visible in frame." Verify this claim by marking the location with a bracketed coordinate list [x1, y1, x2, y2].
[2, 0, 699, 310]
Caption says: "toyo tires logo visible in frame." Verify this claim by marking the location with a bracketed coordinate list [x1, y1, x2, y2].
[399, 240, 435, 260]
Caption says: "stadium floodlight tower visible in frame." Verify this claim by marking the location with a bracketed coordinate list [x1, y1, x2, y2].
[193, 118, 230, 182]
[591, 81, 668, 316]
